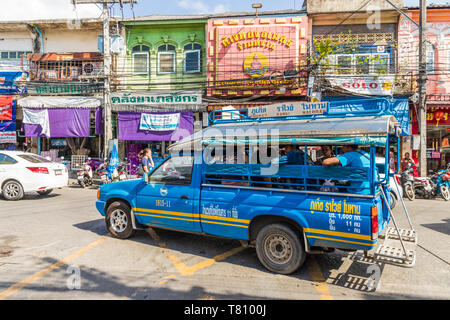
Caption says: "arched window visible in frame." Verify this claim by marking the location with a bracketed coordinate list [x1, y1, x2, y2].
[132, 45, 150, 75]
[184, 43, 202, 73]
[158, 44, 176, 74]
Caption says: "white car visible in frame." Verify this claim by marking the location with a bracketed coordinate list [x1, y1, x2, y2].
[0, 151, 68, 201]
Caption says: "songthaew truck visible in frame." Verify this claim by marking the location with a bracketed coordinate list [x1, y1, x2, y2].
[96, 102, 417, 274]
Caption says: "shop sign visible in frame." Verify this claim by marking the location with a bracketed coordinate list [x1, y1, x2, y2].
[328, 76, 395, 96]
[207, 17, 308, 95]
[248, 101, 328, 118]
[0, 72, 28, 95]
[139, 113, 180, 131]
[426, 108, 450, 126]
[0, 131, 16, 143]
[111, 92, 201, 105]
[28, 82, 103, 95]
[0, 97, 13, 121]
[431, 151, 441, 159]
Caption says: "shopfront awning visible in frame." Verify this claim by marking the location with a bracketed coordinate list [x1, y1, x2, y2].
[17, 96, 102, 109]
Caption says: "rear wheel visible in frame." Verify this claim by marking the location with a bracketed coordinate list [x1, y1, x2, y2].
[105, 201, 135, 239]
[255, 223, 306, 275]
[37, 189, 53, 196]
[404, 184, 415, 201]
[440, 185, 450, 201]
[2, 180, 24, 201]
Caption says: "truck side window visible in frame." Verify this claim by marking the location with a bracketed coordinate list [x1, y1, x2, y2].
[149, 155, 194, 185]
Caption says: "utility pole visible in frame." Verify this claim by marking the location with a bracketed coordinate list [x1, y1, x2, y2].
[418, 0, 427, 177]
[103, 1, 112, 158]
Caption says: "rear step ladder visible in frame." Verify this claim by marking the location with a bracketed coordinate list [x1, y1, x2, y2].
[373, 184, 417, 267]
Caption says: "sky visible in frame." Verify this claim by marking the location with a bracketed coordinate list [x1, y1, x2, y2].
[0, 0, 448, 21]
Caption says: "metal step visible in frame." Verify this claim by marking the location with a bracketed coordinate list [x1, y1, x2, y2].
[374, 242, 416, 267]
[385, 227, 417, 243]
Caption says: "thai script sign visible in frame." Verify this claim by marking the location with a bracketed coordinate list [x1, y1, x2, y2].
[247, 101, 328, 118]
[207, 17, 308, 96]
[28, 82, 103, 95]
[139, 113, 180, 131]
[111, 92, 201, 105]
[0, 131, 16, 143]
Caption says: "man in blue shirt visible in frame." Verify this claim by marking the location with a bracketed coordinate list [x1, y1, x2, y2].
[323, 145, 371, 194]
[283, 145, 305, 165]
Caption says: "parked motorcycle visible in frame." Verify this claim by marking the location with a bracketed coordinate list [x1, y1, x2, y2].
[395, 163, 415, 201]
[77, 158, 93, 188]
[96, 158, 111, 185]
[430, 163, 450, 201]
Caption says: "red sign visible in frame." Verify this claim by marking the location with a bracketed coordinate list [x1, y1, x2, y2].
[0, 96, 13, 121]
[207, 16, 308, 97]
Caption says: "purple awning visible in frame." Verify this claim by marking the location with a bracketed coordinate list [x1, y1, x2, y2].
[23, 108, 90, 138]
[118, 111, 193, 141]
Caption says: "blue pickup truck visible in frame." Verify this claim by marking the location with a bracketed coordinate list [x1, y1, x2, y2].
[96, 111, 415, 274]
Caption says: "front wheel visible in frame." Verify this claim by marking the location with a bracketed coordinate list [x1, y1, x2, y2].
[255, 223, 306, 275]
[404, 184, 415, 201]
[440, 185, 450, 201]
[389, 191, 397, 209]
[105, 201, 135, 239]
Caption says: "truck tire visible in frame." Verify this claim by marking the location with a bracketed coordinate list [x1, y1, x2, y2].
[105, 201, 135, 239]
[2, 180, 24, 201]
[255, 223, 306, 275]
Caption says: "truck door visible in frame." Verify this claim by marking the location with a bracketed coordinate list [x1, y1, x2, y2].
[135, 154, 201, 232]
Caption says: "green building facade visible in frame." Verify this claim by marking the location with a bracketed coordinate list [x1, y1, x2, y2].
[122, 17, 207, 92]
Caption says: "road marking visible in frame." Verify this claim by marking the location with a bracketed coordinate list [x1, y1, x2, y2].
[306, 256, 333, 300]
[146, 227, 246, 277]
[0, 236, 107, 300]
[167, 246, 246, 276]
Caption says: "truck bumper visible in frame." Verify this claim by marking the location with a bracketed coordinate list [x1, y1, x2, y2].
[96, 200, 106, 216]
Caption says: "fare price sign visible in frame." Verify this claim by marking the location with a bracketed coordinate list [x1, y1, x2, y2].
[248, 101, 328, 119]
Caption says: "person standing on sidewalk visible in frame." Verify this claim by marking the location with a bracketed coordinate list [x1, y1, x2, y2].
[138, 148, 154, 181]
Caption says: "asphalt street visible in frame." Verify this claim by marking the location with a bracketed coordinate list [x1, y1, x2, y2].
[0, 182, 449, 300]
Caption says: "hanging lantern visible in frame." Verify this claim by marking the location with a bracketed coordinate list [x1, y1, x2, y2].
[434, 110, 445, 127]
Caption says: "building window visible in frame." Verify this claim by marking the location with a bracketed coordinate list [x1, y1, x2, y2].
[132, 45, 150, 75]
[0, 51, 31, 60]
[184, 43, 201, 73]
[158, 44, 176, 74]
[336, 54, 353, 74]
[425, 42, 435, 74]
[372, 53, 389, 74]
[355, 54, 371, 74]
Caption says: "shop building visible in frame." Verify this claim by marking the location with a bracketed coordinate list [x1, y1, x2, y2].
[114, 16, 208, 167]
[0, 18, 110, 162]
[206, 10, 309, 117]
[306, 0, 412, 166]
[398, 5, 450, 171]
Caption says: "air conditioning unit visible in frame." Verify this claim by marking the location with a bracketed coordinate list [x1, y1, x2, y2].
[82, 62, 102, 76]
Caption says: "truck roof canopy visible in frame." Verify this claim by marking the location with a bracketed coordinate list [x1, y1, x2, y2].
[169, 115, 400, 151]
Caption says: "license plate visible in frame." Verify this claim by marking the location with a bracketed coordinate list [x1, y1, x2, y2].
[54, 170, 62, 176]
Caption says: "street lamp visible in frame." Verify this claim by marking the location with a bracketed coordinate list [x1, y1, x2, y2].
[252, 3, 262, 18]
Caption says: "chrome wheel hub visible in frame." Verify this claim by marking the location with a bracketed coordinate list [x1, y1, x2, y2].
[110, 210, 128, 233]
